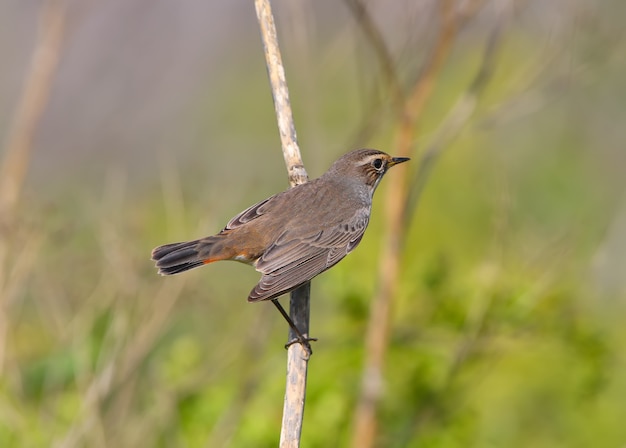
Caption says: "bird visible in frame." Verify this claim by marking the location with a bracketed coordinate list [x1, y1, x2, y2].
[151, 148, 409, 352]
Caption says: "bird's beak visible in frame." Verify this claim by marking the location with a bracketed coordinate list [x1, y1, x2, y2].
[389, 157, 410, 167]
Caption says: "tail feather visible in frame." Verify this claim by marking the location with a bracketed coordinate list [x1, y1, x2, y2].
[152, 239, 212, 275]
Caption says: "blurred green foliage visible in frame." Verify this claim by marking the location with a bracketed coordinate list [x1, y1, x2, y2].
[1, 4, 626, 448]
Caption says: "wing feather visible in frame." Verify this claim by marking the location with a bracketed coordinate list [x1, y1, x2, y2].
[224, 197, 273, 229]
[248, 207, 370, 301]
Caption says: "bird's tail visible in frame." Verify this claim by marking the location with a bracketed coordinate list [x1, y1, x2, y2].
[151, 236, 224, 275]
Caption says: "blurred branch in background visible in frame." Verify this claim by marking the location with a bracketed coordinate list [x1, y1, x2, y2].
[0, 0, 67, 376]
[344, 0, 404, 112]
[348, 1, 507, 446]
[398, 16, 507, 443]
[406, 3, 504, 223]
[53, 169, 188, 447]
[0, 0, 67, 213]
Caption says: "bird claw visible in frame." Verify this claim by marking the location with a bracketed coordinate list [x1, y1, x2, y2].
[285, 336, 318, 358]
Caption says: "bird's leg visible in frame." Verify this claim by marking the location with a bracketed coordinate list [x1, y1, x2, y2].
[271, 299, 317, 356]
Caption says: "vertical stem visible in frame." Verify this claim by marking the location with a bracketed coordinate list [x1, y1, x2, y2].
[351, 2, 457, 447]
[0, 0, 66, 213]
[254, 0, 308, 188]
[254, 1, 310, 447]
[0, 0, 66, 375]
[280, 283, 311, 447]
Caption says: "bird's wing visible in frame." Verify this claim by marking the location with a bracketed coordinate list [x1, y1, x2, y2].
[224, 196, 274, 230]
[248, 207, 369, 302]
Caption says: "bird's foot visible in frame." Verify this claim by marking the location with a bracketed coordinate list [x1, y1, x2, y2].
[285, 335, 318, 358]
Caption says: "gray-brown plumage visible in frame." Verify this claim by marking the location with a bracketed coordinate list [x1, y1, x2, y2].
[151, 148, 409, 302]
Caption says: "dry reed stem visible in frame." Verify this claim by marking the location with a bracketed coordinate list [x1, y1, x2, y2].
[56, 167, 189, 447]
[403, 14, 506, 443]
[406, 14, 503, 219]
[254, 0, 310, 446]
[350, 1, 506, 445]
[344, 0, 404, 111]
[351, 2, 458, 447]
[0, 0, 66, 377]
[0, 0, 66, 213]
[255, 0, 308, 188]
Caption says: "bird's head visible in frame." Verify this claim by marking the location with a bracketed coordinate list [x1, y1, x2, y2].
[328, 148, 410, 191]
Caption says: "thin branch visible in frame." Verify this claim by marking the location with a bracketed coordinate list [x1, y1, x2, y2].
[254, 0, 310, 447]
[351, 2, 459, 447]
[406, 11, 504, 222]
[0, 0, 67, 377]
[400, 19, 506, 444]
[0, 0, 67, 214]
[344, 0, 405, 112]
[344, 0, 491, 149]
[350, 2, 506, 445]
[402, 0, 457, 134]
[255, 0, 308, 188]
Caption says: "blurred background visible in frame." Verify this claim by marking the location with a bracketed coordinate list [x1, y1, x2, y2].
[1, 0, 625, 446]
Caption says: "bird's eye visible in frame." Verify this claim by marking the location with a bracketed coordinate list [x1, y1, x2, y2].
[372, 158, 384, 170]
